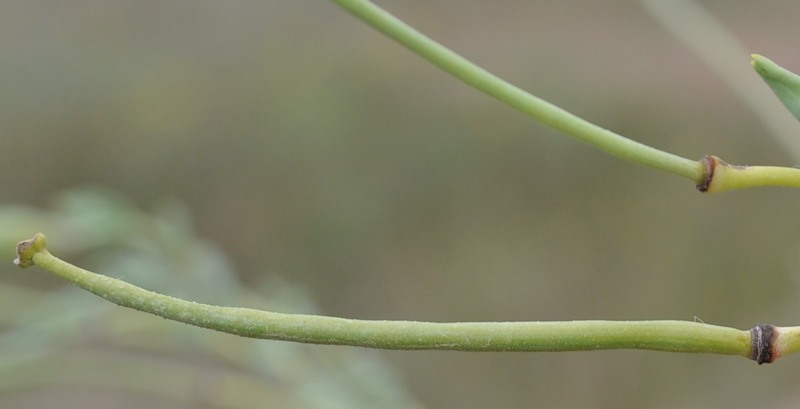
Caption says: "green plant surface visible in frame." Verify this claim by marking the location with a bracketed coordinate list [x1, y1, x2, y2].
[0, 188, 422, 409]
[11, 233, 773, 361]
[6, 2, 800, 408]
[331, 0, 704, 182]
[332, 0, 800, 193]
[9, 0, 800, 374]
[752, 54, 800, 121]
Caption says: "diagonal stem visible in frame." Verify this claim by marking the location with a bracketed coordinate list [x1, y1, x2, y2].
[331, 0, 705, 182]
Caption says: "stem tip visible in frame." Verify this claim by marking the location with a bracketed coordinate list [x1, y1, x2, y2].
[13, 233, 47, 268]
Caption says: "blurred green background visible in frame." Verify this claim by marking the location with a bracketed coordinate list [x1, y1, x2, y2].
[2, 1, 800, 408]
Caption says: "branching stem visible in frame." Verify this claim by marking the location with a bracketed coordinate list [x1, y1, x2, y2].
[331, 0, 704, 181]
[10, 3, 800, 371]
[330, 0, 800, 193]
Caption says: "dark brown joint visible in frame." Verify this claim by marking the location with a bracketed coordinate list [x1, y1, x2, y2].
[750, 324, 776, 365]
[696, 155, 717, 192]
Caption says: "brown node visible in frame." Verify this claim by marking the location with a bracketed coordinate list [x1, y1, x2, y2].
[696, 155, 720, 192]
[750, 323, 776, 365]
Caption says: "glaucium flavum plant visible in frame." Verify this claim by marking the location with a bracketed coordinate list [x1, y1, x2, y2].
[14, 0, 800, 366]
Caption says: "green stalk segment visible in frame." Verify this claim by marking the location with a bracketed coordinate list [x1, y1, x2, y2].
[331, 0, 704, 182]
[19, 234, 751, 357]
[697, 155, 800, 193]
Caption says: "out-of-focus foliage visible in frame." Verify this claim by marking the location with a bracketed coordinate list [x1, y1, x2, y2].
[0, 187, 423, 409]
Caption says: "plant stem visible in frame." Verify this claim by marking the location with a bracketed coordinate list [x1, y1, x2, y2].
[331, 0, 705, 182]
[15, 233, 765, 360]
[699, 155, 800, 193]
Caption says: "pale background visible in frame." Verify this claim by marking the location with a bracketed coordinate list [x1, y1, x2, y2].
[2, 1, 800, 408]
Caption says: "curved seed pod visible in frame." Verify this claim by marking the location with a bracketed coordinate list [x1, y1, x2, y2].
[752, 54, 800, 121]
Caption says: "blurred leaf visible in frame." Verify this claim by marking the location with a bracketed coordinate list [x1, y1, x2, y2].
[0, 187, 423, 408]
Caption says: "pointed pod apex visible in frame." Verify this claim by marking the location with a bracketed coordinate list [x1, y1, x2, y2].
[751, 54, 800, 121]
[13, 233, 48, 268]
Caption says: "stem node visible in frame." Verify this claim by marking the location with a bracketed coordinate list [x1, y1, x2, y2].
[750, 323, 777, 364]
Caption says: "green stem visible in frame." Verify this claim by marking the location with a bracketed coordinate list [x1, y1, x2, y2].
[697, 155, 800, 193]
[331, 0, 705, 182]
[15, 233, 760, 360]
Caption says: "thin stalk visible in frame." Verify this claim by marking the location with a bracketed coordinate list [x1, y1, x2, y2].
[15, 234, 763, 361]
[331, 0, 800, 193]
[698, 155, 800, 193]
[711, 166, 800, 191]
[331, 0, 705, 182]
